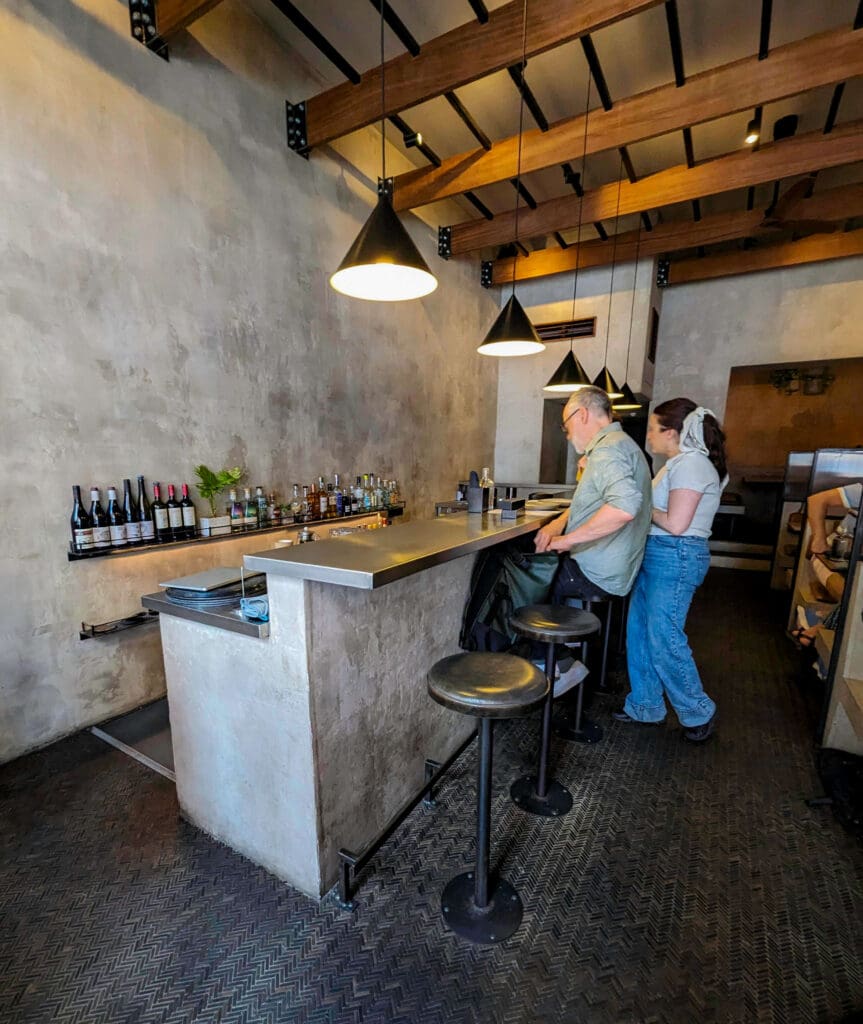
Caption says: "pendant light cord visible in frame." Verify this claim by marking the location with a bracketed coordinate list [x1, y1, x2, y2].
[602, 158, 625, 363]
[568, 72, 592, 351]
[510, 0, 530, 296]
[380, 0, 386, 184]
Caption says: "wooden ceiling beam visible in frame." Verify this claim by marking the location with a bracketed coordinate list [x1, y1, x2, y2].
[489, 182, 863, 284]
[393, 26, 863, 211]
[447, 119, 863, 255]
[666, 226, 863, 286]
[149, 0, 223, 38]
[298, 0, 662, 149]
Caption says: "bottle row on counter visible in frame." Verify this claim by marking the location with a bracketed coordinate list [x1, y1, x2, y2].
[69, 473, 402, 554]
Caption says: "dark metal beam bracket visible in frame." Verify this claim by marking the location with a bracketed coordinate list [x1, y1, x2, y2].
[286, 100, 309, 157]
[656, 256, 671, 288]
[128, 0, 169, 60]
[438, 226, 452, 259]
[481, 260, 494, 288]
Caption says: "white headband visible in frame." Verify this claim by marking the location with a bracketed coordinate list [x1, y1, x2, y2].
[679, 406, 717, 457]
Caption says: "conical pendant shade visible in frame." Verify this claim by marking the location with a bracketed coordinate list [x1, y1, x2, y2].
[330, 195, 438, 301]
[592, 366, 624, 400]
[612, 382, 642, 411]
[544, 349, 592, 392]
[477, 293, 545, 357]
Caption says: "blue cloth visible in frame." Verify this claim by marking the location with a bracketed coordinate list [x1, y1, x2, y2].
[624, 534, 715, 727]
[240, 596, 269, 622]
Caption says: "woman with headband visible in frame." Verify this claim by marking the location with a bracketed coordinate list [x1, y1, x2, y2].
[614, 398, 728, 742]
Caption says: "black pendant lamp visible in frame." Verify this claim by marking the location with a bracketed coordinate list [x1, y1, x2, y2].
[477, 0, 544, 358]
[612, 218, 644, 413]
[478, 293, 544, 357]
[329, 3, 437, 302]
[594, 161, 625, 400]
[545, 74, 592, 392]
[544, 349, 592, 392]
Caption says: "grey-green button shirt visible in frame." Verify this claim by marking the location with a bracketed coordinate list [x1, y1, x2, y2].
[565, 422, 652, 596]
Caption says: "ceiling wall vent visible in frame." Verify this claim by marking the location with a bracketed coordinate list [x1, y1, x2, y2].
[535, 317, 596, 342]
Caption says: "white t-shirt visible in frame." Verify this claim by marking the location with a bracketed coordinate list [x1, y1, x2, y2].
[650, 450, 723, 539]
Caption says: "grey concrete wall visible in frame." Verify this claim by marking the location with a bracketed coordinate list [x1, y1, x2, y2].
[653, 256, 863, 421]
[0, 1, 499, 763]
[494, 258, 657, 483]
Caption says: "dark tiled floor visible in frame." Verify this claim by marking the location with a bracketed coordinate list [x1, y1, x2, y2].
[2, 570, 862, 1024]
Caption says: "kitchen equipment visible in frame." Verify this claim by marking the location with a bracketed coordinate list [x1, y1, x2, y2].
[831, 526, 854, 560]
[158, 567, 264, 592]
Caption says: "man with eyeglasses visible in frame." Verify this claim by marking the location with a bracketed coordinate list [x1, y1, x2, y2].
[536, 385, 652, 605]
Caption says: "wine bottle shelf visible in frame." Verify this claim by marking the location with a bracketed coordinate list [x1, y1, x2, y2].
[67, 503, 405, 563]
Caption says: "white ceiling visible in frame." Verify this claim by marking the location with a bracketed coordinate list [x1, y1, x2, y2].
[248, 0, 863, 252]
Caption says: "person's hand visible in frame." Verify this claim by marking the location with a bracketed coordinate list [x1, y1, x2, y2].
[534, 518, 564, 552]
[547, 534, 573, 553]
[809, 538, 829, 557]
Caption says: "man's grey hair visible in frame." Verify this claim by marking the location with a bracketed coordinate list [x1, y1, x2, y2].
[567, 385, 612, 420]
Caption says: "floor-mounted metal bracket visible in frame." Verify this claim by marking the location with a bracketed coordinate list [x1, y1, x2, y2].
[128, 1, 169, 60]
[286, 100, 309, 158]
[438, 226, 452, 260]
[656, 256, 671, 288]
[481, 260, 494, 288]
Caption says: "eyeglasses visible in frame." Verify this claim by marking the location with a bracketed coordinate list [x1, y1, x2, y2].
[560, 408, 580, 434]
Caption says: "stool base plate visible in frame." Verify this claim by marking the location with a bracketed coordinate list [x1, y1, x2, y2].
[441, 873, 522, 944]
[510, 775, 573, 817]
[553, 714, 604, 744]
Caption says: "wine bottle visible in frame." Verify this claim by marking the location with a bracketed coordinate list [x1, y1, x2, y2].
[70, 485, 94, 553]
[180, 483, 197, 540]
[151, 482, 171, 543]
[334, 473, 344, 517]
[106, 487, 128, 548]
[255, 486, 268, 527]
[136, 476, 155, 544]
[122, 479, 142, 545]
[88, 487, 111, 550]
[290, 484, 302, 524]
[243, 487, 258, 530]
[166, 484, 183, 541]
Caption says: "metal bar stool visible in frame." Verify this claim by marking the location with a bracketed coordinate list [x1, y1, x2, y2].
[427, 652, 547, 945]
[508, 605, 601, 816]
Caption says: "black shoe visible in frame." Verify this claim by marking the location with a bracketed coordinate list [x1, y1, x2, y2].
[684, 715, 716, 743]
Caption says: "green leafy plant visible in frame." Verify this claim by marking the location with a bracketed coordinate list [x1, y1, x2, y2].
[194, 464, 244, 517]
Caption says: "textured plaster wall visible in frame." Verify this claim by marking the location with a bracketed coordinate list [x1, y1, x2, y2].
[0, 1, 499, 763]
[494, 258, 658, 483]
[652, 256, 863, 422]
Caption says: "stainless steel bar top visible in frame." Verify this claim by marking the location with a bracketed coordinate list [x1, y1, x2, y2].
[141, 591, 269, 639]
[243, 510, 558, 589]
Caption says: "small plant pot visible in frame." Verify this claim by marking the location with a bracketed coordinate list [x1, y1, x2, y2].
[199, 515, 231, 537]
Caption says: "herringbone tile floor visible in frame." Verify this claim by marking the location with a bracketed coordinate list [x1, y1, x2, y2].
[2, 570, 862, 1024]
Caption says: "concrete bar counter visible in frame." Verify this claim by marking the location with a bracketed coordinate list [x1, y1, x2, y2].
[150, 510, 556, 898]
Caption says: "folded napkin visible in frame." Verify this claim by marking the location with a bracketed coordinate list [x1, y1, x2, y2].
[240, 596, 269, 622]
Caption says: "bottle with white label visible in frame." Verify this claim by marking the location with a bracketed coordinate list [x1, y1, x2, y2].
[89, 487, 112, 550]
[180, 483, 197, 540]
[70, 485, 94, 553]
[122, 478, 142, 545]
[166, 484, 184, 541]
[106, 487, 128, 548]
[151, 482, 171, 543]
[136, 476, 156, 544]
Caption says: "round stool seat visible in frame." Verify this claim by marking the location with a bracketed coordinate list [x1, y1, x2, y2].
[428, 653, 548, 719]
[510, 604, 601, 645]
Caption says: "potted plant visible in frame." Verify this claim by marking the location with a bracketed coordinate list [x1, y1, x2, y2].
[195, 465, 244, 536]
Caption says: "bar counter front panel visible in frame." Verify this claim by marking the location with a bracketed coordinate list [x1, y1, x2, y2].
[152, 511, 557, 897]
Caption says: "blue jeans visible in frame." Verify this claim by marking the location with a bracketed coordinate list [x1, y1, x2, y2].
[624, 535, 715, 727]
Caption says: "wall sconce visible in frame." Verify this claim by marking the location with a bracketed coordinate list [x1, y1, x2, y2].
[769, 366, 835, 396]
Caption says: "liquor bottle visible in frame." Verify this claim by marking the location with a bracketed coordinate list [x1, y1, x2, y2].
[70, 485, 94, 553]
[151, 483, 171, 543]
[390, 479, 401, 505]
[373, 475, 384, 509]
[362, 474, 373, 511]
[354, 476, 363, 513]
[290, 484, 302, 523]
[121, 479, 142, 545]
[89, 487, 111, 550]
[180, 483, 197, 540]
[326, 483, 337, 519]
[268, 492, 281, 526]
[333, 474, 344, 517]
[318, 476, 329, 519]
[136, 475, 156, 544]
[105, 487, 128, 548]
[166, 484, 183, 541]
[243, 487, 258, 530]
[379, 478, 390, 508]
[256, 486, 268, 527]
[300, 485, 312, 523]
[229, 489, 244, 532]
